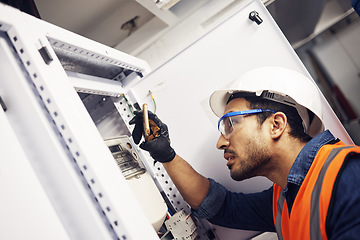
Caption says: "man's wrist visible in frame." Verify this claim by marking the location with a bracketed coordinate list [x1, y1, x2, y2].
[152, 147, 176, 163]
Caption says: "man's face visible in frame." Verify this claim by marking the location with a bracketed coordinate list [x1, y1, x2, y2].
[216, 98, 272, 181]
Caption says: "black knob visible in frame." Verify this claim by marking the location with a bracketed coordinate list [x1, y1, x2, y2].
[249, 10, 263, 25]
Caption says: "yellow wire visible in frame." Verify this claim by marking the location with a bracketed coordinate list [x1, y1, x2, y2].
[149, 90, 156, 113]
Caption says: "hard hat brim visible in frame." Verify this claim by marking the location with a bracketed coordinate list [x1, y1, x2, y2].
[209, 90, 233, 118]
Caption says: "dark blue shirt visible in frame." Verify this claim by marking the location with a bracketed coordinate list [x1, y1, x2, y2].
[352, 0, 360, 15]
[193, 130, 360, 238]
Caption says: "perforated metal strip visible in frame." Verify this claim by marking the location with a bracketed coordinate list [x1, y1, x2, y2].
[7, 27, 128, 240]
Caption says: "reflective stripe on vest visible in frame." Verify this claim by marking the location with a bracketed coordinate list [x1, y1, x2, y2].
[273, 143, 360, 240]
[275, 192, 285, 240]
[309, 146, 353, 239]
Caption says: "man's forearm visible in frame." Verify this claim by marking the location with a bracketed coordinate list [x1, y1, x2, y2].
[163, 154, 210, 209]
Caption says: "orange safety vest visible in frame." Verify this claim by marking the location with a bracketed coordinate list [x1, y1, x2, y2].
[272, 141, 360, 240]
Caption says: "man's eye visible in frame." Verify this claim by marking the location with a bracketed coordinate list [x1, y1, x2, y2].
[230, 118, 239, 124]
[231, 117, 242, 126]
[223, 118, 232, 130]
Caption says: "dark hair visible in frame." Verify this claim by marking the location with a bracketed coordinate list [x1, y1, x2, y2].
[244, 97, 312, 142]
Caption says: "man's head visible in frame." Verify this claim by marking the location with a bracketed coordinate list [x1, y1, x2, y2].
[210, 66, 324, 138]
[209, 67, 325, 181]
[243, 96, 313, 142]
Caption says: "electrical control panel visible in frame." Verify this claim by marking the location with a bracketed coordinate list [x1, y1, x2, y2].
[105, 136, 146, 180]
[105, 136, 168, 233]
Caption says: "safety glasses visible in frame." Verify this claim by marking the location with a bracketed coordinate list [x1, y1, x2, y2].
[218, 109, 275, 139]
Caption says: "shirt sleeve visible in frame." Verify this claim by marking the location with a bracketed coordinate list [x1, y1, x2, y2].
[192, 178, 228, 219]
[352, 0, 360, 16]
[192, 178, 276, 232]
[327, 156, 360, 239]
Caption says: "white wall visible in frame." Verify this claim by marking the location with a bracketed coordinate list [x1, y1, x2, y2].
[296, 14, 360, 144]
[312, 21, 360, 117]
[130, 0, 252, 70]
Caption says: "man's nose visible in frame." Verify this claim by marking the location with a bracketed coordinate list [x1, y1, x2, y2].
[216, 134, 230, 150]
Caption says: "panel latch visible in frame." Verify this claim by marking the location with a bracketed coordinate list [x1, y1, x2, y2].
[0, 96, 7, 112]
[249, 10, 263, 25]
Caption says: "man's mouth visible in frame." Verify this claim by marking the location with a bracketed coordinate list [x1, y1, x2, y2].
[224, 152, 236, 169]
[224, 150, 236, 160]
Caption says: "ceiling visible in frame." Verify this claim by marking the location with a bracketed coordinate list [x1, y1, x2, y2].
[33, 0, 354, 54]
[267, 0, 353, 45]
[33, 0, 206, 49]
[34, 0, 156, 47]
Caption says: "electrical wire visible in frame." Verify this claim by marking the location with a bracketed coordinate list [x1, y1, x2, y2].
[167, 208, 173, 217]
[159, 230, 171, 240]
[149, 90, 157, 113]
[121, 94, 134, 116]
[121, 91, 156, 116]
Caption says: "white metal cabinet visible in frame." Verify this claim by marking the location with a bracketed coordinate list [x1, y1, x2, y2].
[0, 3, 158, 240]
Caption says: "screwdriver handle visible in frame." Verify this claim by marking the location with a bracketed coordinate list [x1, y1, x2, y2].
[143, 103, 150, 141]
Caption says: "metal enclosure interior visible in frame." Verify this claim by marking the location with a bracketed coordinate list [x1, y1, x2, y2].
[0, 1, 353, 240]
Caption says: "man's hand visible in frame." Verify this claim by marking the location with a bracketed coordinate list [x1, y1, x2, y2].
[129, 111, 176, 163]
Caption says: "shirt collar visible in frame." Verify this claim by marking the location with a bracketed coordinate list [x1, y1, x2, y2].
[286, 130, 336, 186]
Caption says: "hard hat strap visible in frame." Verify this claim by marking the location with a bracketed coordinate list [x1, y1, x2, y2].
[260, 90, 310, 133]
[226, 91, 257, 104]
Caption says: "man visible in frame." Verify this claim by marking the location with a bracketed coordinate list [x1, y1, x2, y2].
[130, 67, 360, 239]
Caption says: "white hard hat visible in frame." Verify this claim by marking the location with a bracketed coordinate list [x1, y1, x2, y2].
[209, 66, 324, 137]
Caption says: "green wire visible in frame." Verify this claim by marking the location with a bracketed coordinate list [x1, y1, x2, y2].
[122, 91, 156, 116]
[121, 94, 134, 116]
[152, 97, 157, 114]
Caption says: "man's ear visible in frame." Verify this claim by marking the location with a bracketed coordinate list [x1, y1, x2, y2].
[270, 112, 288, 139]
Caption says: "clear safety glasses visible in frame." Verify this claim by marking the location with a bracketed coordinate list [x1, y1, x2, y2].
[218, 109, 275, 139]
